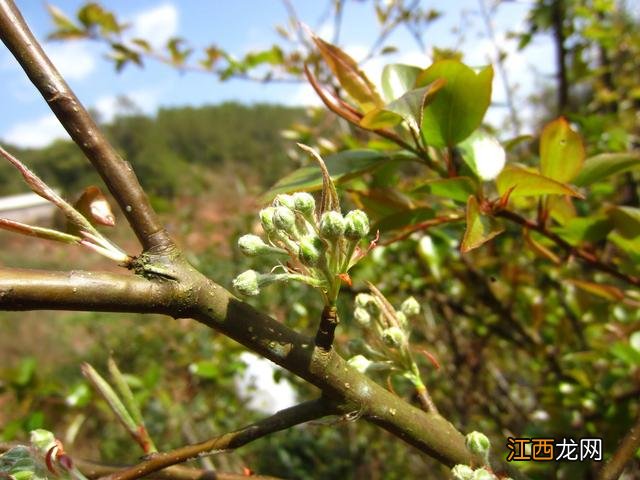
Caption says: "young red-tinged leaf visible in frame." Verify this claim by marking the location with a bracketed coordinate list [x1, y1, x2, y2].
[297, 144, 340, 214]
[523, 229, 561, 264]
[461, 196, 504, 253]
[567, 279, 625, 302]
[496, 165, 583, 199]
[74, 186, 115, 227]
[412, 176, 477, 203]
[381, 63, 423, 102]
[360, 80, 445, 133]
[311, 34, 384, 113]
[417, 60, 493, 147]
[540, 117, 585, 183]
[0, 218, 80, 244]
[573, 152, 640, 186]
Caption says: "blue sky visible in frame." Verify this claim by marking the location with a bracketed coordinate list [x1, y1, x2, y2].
[0, 1, 554, 148]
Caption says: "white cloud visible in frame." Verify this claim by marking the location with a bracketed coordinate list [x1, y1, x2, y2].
[94, 88, 161, 123]
[235, 352, 296, 415]
[2, 114, 70, 148]
[130, 3, 178, 48]
[44, 41, 96, 81]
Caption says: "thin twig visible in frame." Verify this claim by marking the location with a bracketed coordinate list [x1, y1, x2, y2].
[100, 399, 332, 480]
[598, 410, 640, 480]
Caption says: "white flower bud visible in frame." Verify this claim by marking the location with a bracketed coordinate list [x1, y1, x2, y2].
[274, 194, 295, 209]
[400, 296, 421, 317]
[292, 192, 315, 217]
[260, 207, 276, 233]
[381, 326, 405, 348]
[273, 206, 296, 235]
[232, 270, 261, 296]
[466, 431, 491, 463]
[355, 293, 374, 308]
[472, 468, 498, 480]
[451, 465, 474, 480]
[354, 307, 371, 327]
[320, 211, 345, 240]
[237, 234, 284, 257]
[347, 355, 371, 373]
[344, 210, 370, 240]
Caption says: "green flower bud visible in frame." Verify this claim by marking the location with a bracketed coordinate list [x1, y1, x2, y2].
[298, 236, 321, 266]
[466, 431, 491, 464]
[319, 210, 345, 240]
[354, 307, 371, 327]
[273, 206, 296, 235]
[347, 354, 371, 373]
[401, 296, 421, 317]
[292, 192, 315, 217]
[30, 429, 56, 453]
[274, 194, 295, 209]
[232, 270, 261, 296]
[355, 293, 374, 308]
[238, 234, 286, 257]
[260, 207, 276, 233]
[381, 326, 406, 348]
[451, 465, 475, 480]
[472, 468, 498, 480]
[395, 311, 408, 329]
[344, 210, 370, 240]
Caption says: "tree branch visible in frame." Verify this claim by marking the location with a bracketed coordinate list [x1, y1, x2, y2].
[496, 209, 640, 287]
[598, 410, 640, 480]
[101, 399, 332, 480]
[0, 0, 172, 252]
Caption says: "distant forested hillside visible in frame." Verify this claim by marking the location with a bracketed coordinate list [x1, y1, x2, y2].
[0, 102, 306, 200]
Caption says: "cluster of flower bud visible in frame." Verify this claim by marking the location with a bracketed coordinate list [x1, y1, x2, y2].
[450, 432, 503, 480]
[233, 192, 370, 300]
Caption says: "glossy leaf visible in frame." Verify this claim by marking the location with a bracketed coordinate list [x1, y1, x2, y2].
[551, 215, 613, 244]
[461, 196, 504, 252]
[360, 80, 445, 132]
[312, 34, 383, 112]
[496, 165, 583, 198]
[264, 150, 396, 199]
[610, 206, 640, 239]
[417, 61, 493, 147]
[540, 117, 585, 183]
[458, 132, 506, 181]
[573, 152, 640, 186]
[547, 195, 576, 225]
[412, 176, 476, 203]
[381, 64, 422, 102]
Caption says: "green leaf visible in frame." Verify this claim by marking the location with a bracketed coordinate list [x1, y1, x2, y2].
[611, 342, 640, 366]
[461, 196, 504, 253]
[243, 46, 284, 68]
[381, 64, 422, 102]
[551, 215, 613, 244]
[312, 34, 384, 112]
[458, 131, 506, 181]
[416, 60, 493, 147]
[360, 80, 445, 132]
[573, 152, 640, 186]
[46, 4, 86, 40]
[496, 165, 583, 198]
[189, 361, 219, 379]
[540, 117, 585, 183]
[264, 150, 397, 200]
[412, 176, 476, 203]
[12, 357, 36, 387]
[373, 207, 435, 232]
[610, 206, 640, 239]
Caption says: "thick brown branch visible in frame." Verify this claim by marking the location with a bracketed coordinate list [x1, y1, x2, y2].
[599, 410, 640, 480]
[496, 209, 640, 287]
[0, 268, 181, 313]
[101, 399, 332, 480]
[0, 0, 171, 252]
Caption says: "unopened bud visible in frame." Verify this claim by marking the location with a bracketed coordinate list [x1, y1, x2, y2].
[395, 311, 408, 329]
[238, 234, 286, 257]
[355, 293, 374, 308]
[354, 307, 371, 327]
[466, 431, 491, 464]
[381, 326, 405, 348]
[298, 236, 321, 266]
[292, 192, 315, 217]
[260, 207, 276, 233]
[232, 270, 261, 296]
[273, 206, 296, 235]
[344, 210, 370, 240]
[320, 211, 345, 240]
[30, 429, 56, 453]
[347, 354, 371, 373]
[451, 465, 474, 480]
[401, 296, 421, 317]
[472, 469, 497, 480]
[273, 194, 295, 209]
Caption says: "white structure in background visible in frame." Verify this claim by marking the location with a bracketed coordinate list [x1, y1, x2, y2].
[0, 191, 57, 224]
[236, 352, 297, 415]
